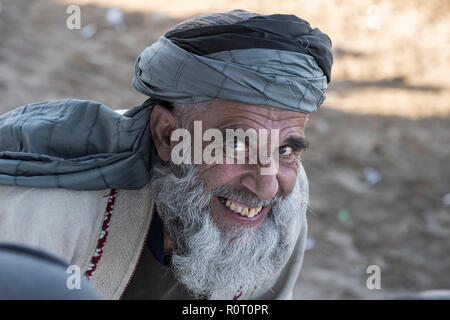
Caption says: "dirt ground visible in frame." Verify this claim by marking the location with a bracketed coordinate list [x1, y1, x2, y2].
[0, 0, 449, 299]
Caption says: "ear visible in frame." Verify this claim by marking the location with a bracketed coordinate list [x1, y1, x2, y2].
[150, 105, 180, 162]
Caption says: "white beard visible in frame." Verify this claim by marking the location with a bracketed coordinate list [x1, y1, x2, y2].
[149, 161, 308, 299]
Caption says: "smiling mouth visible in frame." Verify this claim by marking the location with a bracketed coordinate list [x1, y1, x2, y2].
[218, 196, 264, 218]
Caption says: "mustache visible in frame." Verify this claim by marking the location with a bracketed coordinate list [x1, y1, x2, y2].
[165, 161, 290, 207]
[165, 161, 289, 207]
[210, 184, 287, 208]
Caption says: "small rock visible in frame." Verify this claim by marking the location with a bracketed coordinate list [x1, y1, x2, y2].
[305, 237, 316, 250]
[338, 209, 350, 223]
[150, 11, 169, 21]
[80, 23, 97, 39]
[443, 193, 450, 206]
[106, 8, 124, 26]
[363, 166, 381, 187]
[106, 8, 126, 31]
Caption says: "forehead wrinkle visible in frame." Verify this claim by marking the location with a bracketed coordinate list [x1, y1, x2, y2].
[214, 113, 306, 130]
[182, 99, 307, 120]
[216, 115, 272, 130]
[219, 107, 307, 126]
[182, 104, 307, 133]
[220, 106, 305, 122]
[279, 125, 307, 138]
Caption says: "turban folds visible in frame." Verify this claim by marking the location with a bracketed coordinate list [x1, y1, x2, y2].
[133, 12, 333, 113]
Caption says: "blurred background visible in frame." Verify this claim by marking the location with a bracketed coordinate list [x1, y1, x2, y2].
[0, 0, 449, 299]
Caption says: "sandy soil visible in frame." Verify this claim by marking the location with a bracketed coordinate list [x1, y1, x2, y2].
[0, 0, 449, 299]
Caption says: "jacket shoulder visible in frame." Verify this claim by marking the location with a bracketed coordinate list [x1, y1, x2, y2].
[0, 185, 109, 268]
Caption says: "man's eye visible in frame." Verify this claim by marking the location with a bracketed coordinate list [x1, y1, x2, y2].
[226, 138, 246, 152]
[279, 145, 293, 156]
[233, 140, 246, 152]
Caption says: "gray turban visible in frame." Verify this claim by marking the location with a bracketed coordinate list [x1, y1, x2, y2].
[133, 9, 333, 113]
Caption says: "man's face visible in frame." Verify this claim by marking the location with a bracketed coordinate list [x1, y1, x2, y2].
[180, 100, 309, 232]
[149, 99, 309, 298]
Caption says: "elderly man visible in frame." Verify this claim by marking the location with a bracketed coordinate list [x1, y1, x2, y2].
[0, 10, 332, 299]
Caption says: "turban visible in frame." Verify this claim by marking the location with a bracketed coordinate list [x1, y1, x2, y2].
[0, 11, 333, 190]
[134, 10, 333, 113]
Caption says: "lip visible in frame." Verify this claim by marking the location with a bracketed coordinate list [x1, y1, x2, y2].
[215, 196, 271, 227]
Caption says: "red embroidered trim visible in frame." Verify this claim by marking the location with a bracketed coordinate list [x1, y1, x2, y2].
[233, 289, 243, 300]
[85, 189, 117, 279]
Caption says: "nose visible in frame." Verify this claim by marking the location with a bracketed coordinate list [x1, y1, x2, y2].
[240, 160, 279, 201]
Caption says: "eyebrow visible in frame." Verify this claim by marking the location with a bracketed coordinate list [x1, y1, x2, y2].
[284, 136, 310, 150]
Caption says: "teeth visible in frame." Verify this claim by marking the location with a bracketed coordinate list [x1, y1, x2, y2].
[223, 198, 263, 217]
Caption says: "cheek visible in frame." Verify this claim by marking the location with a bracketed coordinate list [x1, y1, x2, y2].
[197, 164, 246, 190]
[277, 164, 299, 195]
